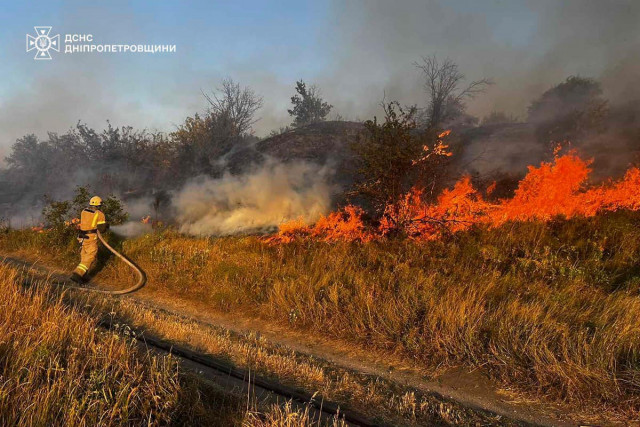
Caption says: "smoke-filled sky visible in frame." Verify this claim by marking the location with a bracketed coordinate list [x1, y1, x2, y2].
[1, 0, 639, 160]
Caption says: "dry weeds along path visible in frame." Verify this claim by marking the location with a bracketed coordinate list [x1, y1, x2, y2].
[1, 254, 582, 427]
[3, 256, 368, 427]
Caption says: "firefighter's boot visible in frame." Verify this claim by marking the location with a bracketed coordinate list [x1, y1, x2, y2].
[70, 272, 84, 284]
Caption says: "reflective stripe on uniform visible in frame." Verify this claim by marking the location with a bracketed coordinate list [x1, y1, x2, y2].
[97, 221, 106, 225]
[91, 212, 100, 228]
[77, 264, 88, 272]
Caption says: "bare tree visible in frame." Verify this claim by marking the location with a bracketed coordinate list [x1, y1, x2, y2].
[203, 78, 264, 136]
[415, 55, 492, 129]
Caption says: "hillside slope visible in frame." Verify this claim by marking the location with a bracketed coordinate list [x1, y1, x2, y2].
[227, 121, 364, 184]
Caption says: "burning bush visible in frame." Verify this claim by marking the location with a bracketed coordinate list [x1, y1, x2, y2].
[350, 102, 453, 216]
[270, 148, 640, 243]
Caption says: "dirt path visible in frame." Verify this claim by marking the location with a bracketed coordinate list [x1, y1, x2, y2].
[134, 292, 573, 426]
[2, 253, 593, 426]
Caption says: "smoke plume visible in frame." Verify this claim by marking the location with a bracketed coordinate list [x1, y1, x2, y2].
[110, 222, 153, 238]
[172, 161, 333, 236]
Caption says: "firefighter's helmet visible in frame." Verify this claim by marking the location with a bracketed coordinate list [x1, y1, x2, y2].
[89, 196, 102, 206]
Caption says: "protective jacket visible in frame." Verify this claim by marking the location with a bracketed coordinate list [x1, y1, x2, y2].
[73, 207, 107, 278]
[79, 207, 107, 238]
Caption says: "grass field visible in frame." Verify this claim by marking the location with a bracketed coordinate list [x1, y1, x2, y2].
[0, 263, 227, 425]
[3, 210, 640, 419]
[0, 261, 353, 426]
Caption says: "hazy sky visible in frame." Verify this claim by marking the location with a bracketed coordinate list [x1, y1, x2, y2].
[1, 0, 639, 159]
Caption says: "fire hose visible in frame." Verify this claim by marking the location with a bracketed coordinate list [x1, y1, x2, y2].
[69, 230, 146, 295]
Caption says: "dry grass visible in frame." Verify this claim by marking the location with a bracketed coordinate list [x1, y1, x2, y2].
[243, 401, 346, 427]
[0, 263, 204, 425]
[75, 292, 501, 425]
[3, 211, 640, 418]
[0, 262, 355, 426]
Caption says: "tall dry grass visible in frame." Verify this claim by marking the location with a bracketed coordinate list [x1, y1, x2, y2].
[3, 211, 640, 417]
[81, 293, 500, 425]
[0, 262, 358, 426]
[243, 401, 346, 427]
[0, 263, 191, 425]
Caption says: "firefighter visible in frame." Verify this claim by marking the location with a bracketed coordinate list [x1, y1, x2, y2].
[70, 196, 108, 283]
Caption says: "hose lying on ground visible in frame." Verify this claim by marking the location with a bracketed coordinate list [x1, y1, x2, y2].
[68, 230, 147, 295]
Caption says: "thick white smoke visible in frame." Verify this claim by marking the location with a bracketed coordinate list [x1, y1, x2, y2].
[172, 161, 333, 236]
[110, 222, 153, 238]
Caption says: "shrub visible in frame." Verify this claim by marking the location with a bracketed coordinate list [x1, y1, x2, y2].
[351, 102, 450, 216]
[42, 185, 128, 249]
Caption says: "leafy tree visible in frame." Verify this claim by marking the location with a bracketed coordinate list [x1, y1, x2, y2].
[71, 185, 130, 224]
[288, 80, 333, 127]
[42, 198, 72, 231]
[351, 102, 450, 216]
[3, 122, 176, 209]
[528, 76, 608, 143]
[5, 134, 53, 198]
[101, 195, 129, 225]
[41, 186, 128, 250]
[415, 55, 491, 129]
[171, 113, 221, 176]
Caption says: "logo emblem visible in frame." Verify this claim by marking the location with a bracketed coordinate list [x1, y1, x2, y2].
[26, 26, 60, 60]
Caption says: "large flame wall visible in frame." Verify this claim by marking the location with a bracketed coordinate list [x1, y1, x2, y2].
[268, 150, 640, 243]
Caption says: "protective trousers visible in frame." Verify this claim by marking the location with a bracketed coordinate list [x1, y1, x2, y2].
[74, 237, 98, 278]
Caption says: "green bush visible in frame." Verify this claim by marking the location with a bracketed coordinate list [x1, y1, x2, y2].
[42, 186, 129, 249]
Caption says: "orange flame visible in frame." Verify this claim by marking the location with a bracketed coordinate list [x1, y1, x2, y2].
[31, 224, 46, 233]
[266, 206, 373, 244]
[412, 129, 453, 166]
[266, 149, 640, 244]
[265, 217, 309, 244]
[379, 176, 491, 240]
[486, 181, 497, 196]
[64, 217, 80, 228]
[312, 206, 373, 242]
